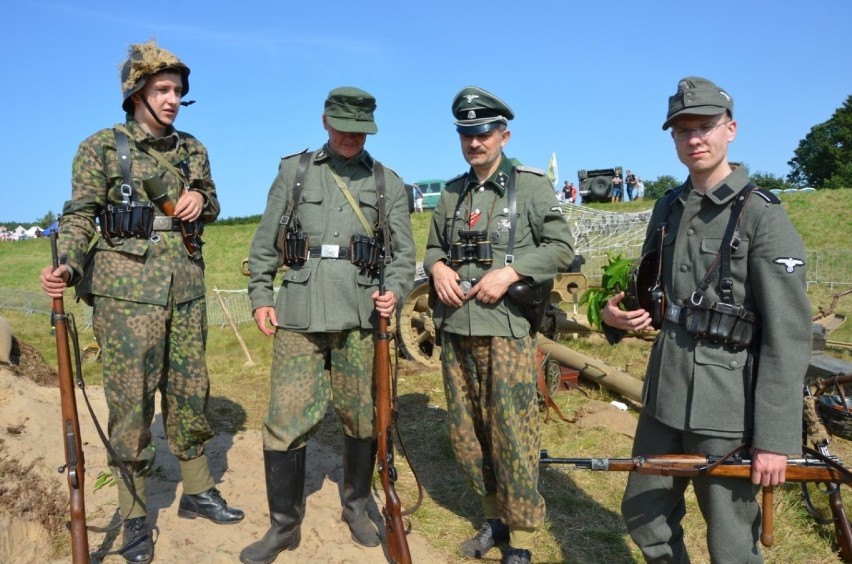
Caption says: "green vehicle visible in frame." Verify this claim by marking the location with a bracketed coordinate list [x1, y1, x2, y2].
[414, 179, 446, 209]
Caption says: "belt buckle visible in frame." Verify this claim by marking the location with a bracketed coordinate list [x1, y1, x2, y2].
[321, 244, 340, 258]
[459, 280, 472, 294]
[152, 215, 172, 231]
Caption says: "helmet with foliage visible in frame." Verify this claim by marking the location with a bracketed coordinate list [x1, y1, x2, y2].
[120, 40, 190, 113]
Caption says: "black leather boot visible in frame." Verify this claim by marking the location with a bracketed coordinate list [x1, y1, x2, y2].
[121, 516, 154, 563]
[341, 434, 380, 547]
[460, 518, 510, 558]
[502, 547, 532, 564]
[178, 487, 245, 524]
[239, 447, 307, 564]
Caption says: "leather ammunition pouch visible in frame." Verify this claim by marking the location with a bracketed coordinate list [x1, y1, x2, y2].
[278, 228, 309, 267]
[670, 296, 760, 350]
[98, 201, 155, 247]
[350, 234, 382, 275]
[507, 279, 554, 335]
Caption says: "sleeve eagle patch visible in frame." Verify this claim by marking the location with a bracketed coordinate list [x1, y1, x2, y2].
[773, 257, 805, 273]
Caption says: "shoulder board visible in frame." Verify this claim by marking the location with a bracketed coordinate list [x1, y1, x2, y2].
[753, 187, 780, 204]
[280, 148, 309, 161]
[515, 166, 545, 176]
[446, 172, 466, 185]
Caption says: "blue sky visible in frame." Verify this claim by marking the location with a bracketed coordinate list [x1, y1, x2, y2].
[2, 1, 850, 223]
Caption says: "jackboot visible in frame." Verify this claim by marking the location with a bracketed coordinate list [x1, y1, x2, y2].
[341, 434, 380, 547]
[460, 518, 510, 558]
[239, 447, 307, 564]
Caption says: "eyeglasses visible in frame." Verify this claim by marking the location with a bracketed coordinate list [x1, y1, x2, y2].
[671, 121, 731, 141]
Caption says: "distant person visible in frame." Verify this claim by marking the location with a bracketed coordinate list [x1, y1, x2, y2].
[243, 87, 415, 564]
[635, 176, 645, 201]
[414, 183, 424, 212]
[625, 169, 638, 201]
[424, 86, 574, 564]
[39, 40, 243, 564]
[601, 76, 811, 562]
[611, 171, 623, 203]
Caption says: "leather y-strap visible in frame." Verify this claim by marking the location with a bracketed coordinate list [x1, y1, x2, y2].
[114, 124, 187, 185]
[505, 168, 518, 266]
[692, 184, 755, 305]
[278, 151, 312, 231]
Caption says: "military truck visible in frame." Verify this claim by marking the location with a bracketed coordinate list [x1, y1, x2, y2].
[577, 166, 623, 203]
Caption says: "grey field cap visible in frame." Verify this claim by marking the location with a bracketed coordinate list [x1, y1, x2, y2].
[452, 86, 514, 135]
[324, 86, 378, 134]
[662, 76, 733, 130]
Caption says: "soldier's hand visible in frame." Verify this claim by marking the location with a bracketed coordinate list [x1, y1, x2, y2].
[431, 261, 464, 308]
[174, 190, 204, 222]
[468, 266, 520, 305]
[750, 448, 788, 486]
[40, 264, 70, 298]
[253, 306, 278, 336]
[372, 290, 397, 319]
[601, 292, 653, 331]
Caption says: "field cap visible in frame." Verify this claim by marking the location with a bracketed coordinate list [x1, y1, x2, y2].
[324, 87, 378, 134]
[662, 76, 733, 130]
[452, 86, 514, 135]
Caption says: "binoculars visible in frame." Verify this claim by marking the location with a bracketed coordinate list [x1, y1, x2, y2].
[450, 230, 492, 265]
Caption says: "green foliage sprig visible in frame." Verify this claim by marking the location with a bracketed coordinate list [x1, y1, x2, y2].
[579, 252, 633, 330]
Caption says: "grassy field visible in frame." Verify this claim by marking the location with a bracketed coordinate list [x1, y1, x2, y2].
[1, 188, 851, 563]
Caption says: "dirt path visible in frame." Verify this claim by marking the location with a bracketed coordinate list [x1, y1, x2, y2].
[0, 357, 447, 563]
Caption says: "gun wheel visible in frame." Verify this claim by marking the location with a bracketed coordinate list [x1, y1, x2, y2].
[396, 278, 440, 369]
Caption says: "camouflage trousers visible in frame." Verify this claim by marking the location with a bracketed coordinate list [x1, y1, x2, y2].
[263, 328, 376, 451]
[440, 332, 545, 529]
[93, 295, 213, 476]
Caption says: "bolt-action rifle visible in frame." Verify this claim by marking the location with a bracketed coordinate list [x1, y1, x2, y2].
[374, 228, 412, 564]
[540, 447, 852, 550]
[50, 231, 90, 563]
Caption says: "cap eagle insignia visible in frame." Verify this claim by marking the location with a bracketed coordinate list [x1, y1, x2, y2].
[464, 94, 480, 103]
[773, 257, 805, 273]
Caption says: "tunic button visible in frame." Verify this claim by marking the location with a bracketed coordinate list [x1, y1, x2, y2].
[337, 206, 343, 212]
[680, 264, 689, 272]
[729, 360, 738, 369]
[687, 228, 695, 236]
[333, 232, 339, 237]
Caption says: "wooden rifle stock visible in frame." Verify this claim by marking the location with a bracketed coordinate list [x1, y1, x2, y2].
[50, 232, 90, 563]
[828, 485, 852, 561]
[375, 251, 412, 564]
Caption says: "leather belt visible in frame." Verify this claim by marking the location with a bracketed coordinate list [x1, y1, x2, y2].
[309, 245, 351, 260]
[152, 215, 182, 232]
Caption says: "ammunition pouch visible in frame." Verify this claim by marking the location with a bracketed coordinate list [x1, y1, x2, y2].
[276, 228, 309, 267]
[350, 234, 382, 275]
[450, 230, 492, 265]
[507, 279, 554, 335]
[678, 296, 760, 349]
[98, 201, 155, 247]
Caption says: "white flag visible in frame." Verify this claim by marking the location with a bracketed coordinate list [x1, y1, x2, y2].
[546, 152, 558, 189]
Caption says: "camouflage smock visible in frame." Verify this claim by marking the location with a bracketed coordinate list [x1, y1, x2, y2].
[59, 118, 220, 304]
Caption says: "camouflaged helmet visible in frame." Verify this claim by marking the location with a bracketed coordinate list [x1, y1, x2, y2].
[120, 40, 190, 113]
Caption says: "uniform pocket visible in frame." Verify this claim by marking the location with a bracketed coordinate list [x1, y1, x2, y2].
[279, 266, 312, 330]
[689, 343, 751, 433]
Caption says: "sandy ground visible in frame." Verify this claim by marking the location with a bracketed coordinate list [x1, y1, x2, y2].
[0, 357, 446, 563]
